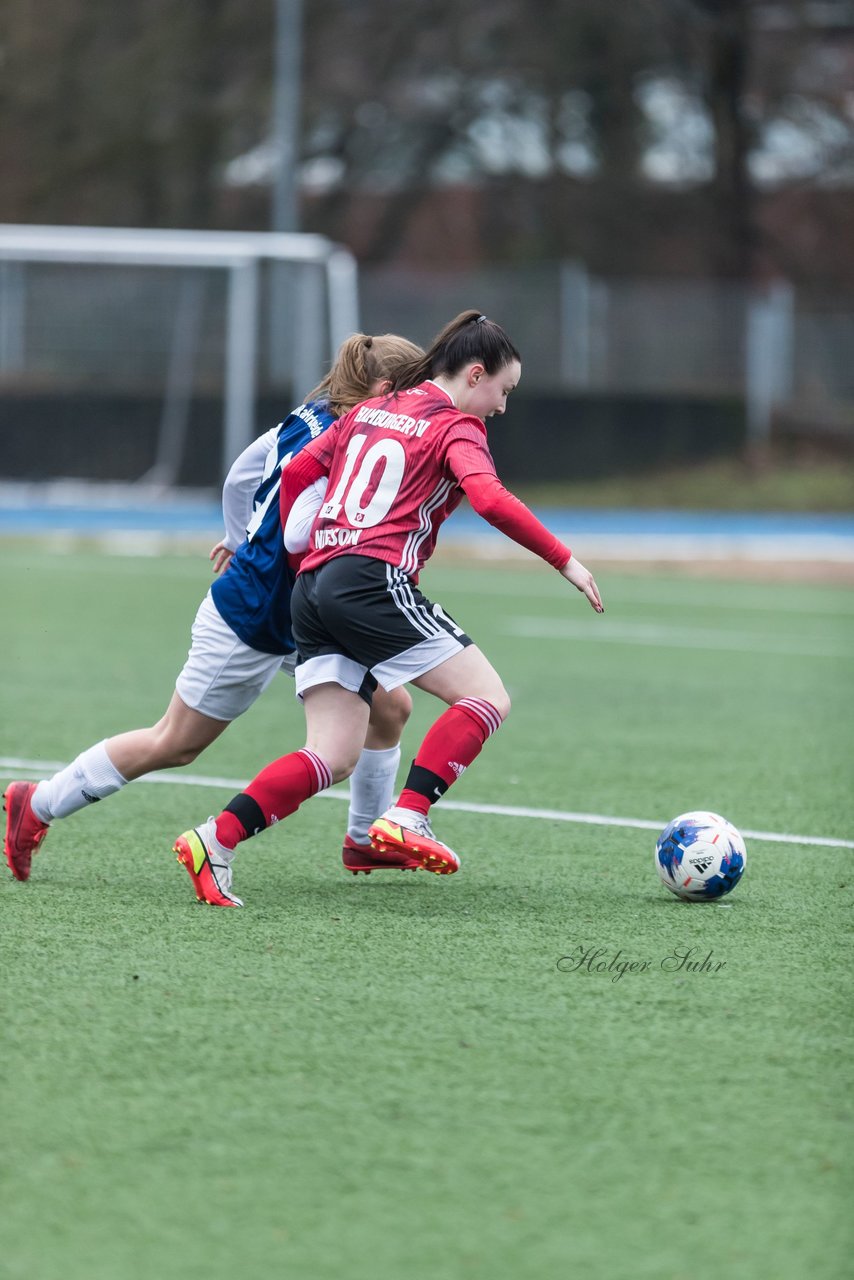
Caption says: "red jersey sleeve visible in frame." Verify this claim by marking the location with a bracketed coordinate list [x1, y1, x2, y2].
[458, 470, 571, 570]
[278, 436, 332, 530]
[442, 416, 496, 483]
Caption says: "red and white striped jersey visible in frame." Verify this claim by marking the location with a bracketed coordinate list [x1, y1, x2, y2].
[296, 381, 496, 579]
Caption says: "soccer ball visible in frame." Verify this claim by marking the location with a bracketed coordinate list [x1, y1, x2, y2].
[655, 811, 746, 901]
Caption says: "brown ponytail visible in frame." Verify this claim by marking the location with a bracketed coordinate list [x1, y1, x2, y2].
[308, 332, 424, 417]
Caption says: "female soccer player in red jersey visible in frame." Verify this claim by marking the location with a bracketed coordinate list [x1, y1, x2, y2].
[174, 310, 603, 906]
[4, 333, 425, 888]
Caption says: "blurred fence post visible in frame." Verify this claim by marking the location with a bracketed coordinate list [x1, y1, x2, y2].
[224, 258, 260, 480]
[559, 260, 591, 386]
[561, 263, 610, 389]
[144, 273, 206, 488]
[326, 247, 360, 351]
[291, 262, 326, 398]
[745, 280, 795, 448]
[0, 261, 25, 374]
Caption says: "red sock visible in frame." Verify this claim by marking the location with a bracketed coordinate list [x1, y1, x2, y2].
[215, 749, 333, 849]
[397, 698, 504, 816]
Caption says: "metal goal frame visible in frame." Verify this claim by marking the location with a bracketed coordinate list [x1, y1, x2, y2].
[0, 224, 359, 482]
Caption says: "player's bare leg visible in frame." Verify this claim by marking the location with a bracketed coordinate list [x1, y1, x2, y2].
[106, 692, 229, 779]
[369, 647, 510, 874]
[411, 645, 510, 715]
[4, 693, 229, 883]
[176, 683, 371, 906]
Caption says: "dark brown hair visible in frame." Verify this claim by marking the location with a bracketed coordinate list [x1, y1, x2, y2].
[389, 310, 521, 391]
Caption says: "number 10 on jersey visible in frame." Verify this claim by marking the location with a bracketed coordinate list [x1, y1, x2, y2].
[319, 434, 406, 528]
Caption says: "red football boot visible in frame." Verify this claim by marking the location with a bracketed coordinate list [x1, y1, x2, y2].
[3, 781, 50, 881]
[341, 833, 419, 876]
[368, 807, 460, 875]
[173, 821, 243, 907]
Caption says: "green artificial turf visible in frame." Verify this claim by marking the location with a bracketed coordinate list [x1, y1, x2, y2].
[1, 548, 852, 1280]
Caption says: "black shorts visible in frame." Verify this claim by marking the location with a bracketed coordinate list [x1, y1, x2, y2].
[291, 555, 472, 703]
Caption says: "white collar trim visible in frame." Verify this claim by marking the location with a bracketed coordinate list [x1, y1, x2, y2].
[426, 378, 455, 407]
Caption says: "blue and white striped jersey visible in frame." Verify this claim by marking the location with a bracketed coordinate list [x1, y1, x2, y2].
[211, 399, 334, 655]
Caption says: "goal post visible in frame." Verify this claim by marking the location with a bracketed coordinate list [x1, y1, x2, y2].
[0, 225, 359, 488]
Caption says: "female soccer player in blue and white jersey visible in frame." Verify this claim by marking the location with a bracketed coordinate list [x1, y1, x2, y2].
[3, 333, 424, 896]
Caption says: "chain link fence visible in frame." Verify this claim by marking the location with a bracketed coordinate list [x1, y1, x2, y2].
[0, 236, 851, 489]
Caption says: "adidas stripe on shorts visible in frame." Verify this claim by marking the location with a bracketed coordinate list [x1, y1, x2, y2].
[290, 554, 472, 703]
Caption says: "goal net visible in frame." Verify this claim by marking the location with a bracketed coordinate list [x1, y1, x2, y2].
[0, 225, 359, 493]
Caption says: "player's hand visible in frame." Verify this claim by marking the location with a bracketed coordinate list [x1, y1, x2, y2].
[209, 541, 234, 575]
[560, 556, 604, 613]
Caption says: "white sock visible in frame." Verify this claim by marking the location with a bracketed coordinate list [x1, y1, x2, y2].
[32, 740, 128, 822]
[199, 817, 235, 867]
[347, 745, 401, 844]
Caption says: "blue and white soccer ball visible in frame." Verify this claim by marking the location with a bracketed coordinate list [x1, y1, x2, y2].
[655, 811, 747, 901]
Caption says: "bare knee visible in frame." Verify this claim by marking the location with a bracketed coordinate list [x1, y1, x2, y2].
[413, 647, 511, 719]
[304, 734, 364, 785]
[329, 758, 357, 785]
[106, 697, 228, 780]
[147, 720, 212, 769]
[489, 687, 512, 722]
[320, 744, 366, 785]
[161, 740, 205, 768]
[303, 684, 373, 785]
[462, 686, 511, 724]
[367, 686, 412, 748]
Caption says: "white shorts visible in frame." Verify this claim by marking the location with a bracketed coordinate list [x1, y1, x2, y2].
[175, 591, 297, 722]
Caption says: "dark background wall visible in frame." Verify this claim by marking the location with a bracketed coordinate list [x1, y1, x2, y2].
[0, 390, 745, 488]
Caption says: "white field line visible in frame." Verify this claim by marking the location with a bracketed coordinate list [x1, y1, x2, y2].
[506, 617, 852, 659]
[1, 757, 851, 851]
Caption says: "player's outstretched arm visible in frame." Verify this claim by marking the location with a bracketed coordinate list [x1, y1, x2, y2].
[458, 468, 604, 612]
[560, 555, 604, 613]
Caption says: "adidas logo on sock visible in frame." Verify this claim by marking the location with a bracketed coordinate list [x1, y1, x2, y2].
[448, 762, 467, 779]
